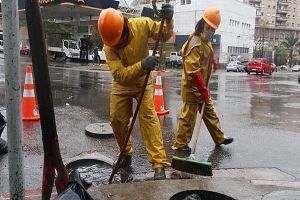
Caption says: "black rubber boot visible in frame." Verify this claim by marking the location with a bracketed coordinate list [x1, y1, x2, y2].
[0, 138, 8, 154]
[154, 168, 166, 180]
[174, 145, 191, 157]
[113, 154, 132, 170]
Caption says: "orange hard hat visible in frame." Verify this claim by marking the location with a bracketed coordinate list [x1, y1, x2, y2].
[98, 8, 124, 47]
[202, 7, 221, 29]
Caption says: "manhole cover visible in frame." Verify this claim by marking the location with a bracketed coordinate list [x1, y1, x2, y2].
[85, 123, 114, 138]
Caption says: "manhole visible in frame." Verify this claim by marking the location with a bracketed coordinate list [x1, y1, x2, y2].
[170, 190, 235, 200]
[65, 158, 122, 185]
[85, 123, 114, 138]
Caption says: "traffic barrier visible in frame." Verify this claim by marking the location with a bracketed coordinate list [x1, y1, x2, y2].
[22, 66, 40, 121]
[153, 70, 169, 115]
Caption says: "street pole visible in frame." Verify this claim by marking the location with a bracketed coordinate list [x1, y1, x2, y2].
[2, 0, 25, 199]
[261, 29, 264, 58]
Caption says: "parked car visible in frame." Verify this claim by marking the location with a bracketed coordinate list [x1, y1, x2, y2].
[166, 52, 182, 68]
[226, 61, 245, 72]
[0, 45, 3, 53]
[241, 61, 249, 72]
[20, 46, 30, 55]
[247, 58, 272, 75]
[291, 65, 300, 72]
[280, 65, 288, 71]
[271, 63, 278, 72]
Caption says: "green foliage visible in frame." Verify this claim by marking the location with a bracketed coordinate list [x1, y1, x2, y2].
[274, 46, 288, 66]
[280, 34, 300, 67]
[90, 25, 103, 49]
[43, 21, 72, 34]
[19, 19, 72, 34]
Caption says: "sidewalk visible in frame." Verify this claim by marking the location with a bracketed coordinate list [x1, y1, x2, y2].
[1, 168, 300, 199]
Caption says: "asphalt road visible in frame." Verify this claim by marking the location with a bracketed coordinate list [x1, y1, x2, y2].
[0, 57, 300, 194]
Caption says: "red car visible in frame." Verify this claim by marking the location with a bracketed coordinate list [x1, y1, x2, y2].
[247, 58, 272, 75]
[20, 46, 30, 55]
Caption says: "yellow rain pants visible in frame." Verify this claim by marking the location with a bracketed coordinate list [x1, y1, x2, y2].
[172, 32, 226, 149]
[105, 17, 174, 169]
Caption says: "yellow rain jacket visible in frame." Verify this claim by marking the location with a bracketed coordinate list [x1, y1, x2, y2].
[181, 32, 213, 103]
[172, 32, 226, 148]
[105, 17, 173, 169]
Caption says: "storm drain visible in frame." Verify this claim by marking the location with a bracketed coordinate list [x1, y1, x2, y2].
[170, 190, 235, 200]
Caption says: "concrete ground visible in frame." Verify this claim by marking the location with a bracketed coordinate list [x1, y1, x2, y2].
[1, 58, 300, 199]
[1, 168, 300, 199]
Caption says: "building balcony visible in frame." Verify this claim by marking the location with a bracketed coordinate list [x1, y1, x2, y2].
[249, 0, 261, 3]
[275, 23, 286, 27]
[278, 0, 289, 6]
[276, 16, 288, 21]
[277, 8, 289, 14]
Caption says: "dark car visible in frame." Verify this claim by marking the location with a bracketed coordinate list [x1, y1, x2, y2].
[241, 61, 249, 72]
[271, 63, 278, 72]
[20, 46, 30, 55]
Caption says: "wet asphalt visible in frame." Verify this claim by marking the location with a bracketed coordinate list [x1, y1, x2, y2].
[0, 55, 300, 199]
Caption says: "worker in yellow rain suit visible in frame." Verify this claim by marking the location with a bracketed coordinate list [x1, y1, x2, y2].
[172, 7, 234, 155]
[98, 6, 174, 180]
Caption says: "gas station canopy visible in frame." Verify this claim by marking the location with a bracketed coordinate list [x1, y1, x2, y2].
[0, 0, 154, 26]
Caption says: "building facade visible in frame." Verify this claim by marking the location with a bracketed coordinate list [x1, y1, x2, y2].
[244, 0, 300, 54]
[172, 0, 256, 65]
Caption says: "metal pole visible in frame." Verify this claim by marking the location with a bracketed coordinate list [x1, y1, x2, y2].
[2, 0, 25, 199]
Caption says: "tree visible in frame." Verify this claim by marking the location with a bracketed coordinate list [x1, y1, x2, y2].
[274, 46, 288, 66]
[281, 34, 300, 68]
[90, 25, 103, 49]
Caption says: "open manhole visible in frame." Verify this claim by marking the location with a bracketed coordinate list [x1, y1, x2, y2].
[65, 158, 132, 185]
[85, 123, 114, 138]
[170, 190, 235, 200]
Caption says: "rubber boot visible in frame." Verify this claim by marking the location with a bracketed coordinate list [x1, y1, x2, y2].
[154, 168, 166, 180]
[113, 154, 132, 170]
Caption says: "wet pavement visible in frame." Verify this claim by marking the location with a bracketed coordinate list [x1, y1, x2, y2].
[1, 55, 300, 199]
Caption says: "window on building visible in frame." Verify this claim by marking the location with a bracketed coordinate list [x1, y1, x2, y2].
[181, 0, 185, 5]
[186, 0, 191, 4]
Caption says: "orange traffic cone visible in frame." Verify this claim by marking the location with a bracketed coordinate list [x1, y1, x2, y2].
[22, 66, 40, 121]
[153, 70, 169, 115]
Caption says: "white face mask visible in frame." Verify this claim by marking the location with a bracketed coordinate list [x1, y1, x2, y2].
[203, 28, 215, 39]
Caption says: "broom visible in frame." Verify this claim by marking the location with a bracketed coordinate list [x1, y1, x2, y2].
[171, 102, 213, 176]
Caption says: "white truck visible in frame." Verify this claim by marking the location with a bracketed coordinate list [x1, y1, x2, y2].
[97, 48, 106, 63]
[47, 34, 80, 61]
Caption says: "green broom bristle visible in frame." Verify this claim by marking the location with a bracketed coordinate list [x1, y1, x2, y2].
[171, 155, 213, 176]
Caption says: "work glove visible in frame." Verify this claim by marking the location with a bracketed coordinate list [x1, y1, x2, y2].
[212, 54, 218, 73]
[161, 3, 174, 23]
[191, 72, 210, 102]
[141, 56, 158, 71]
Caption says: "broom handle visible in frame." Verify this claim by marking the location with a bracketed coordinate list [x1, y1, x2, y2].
[191, 62, 213, 154]
[191, 102, 205, 154]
